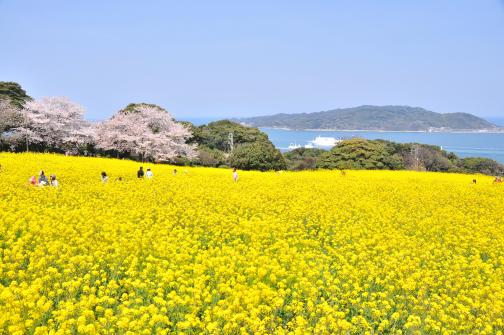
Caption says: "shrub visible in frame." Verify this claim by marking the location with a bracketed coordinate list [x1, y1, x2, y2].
[230, 142, 286, 171]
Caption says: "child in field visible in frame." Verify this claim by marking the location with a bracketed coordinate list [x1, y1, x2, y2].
[101, 172, 108, 183]
[146, 168, 153, 179]
[173, 169, 177, 176]
[38, 171, 48, 186]
[50, 174, 59, 187]
[233, 168, 238, 182]
[29, 176, 37, 186]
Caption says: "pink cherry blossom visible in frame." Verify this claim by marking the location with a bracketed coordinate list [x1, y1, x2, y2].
[96, 104, 196, 161]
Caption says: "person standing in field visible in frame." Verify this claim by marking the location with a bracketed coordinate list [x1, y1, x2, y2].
[137, 166, 144, 178]
[146, 168, 153, 179]
[233, 168, 238, 182]
[101, 172, 108, 183]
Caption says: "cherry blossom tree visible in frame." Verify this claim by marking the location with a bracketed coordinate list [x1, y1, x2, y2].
[0, 99, 22, 133]
[96, 103, 196, 161]
[17, 97, 95, 153]
[0, 99, 24, 150]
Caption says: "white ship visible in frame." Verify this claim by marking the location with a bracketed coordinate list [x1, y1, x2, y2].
[288, 142, 301, 150]
[308, 136, 341, 147]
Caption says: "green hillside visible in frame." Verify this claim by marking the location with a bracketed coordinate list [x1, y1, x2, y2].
[237, 105, 498, 131]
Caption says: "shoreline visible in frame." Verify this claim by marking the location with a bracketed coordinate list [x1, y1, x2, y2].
[258, 127, 504, 134]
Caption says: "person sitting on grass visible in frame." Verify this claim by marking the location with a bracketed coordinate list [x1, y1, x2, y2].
[50, 174, 59, 187]
[146, 168, 153, 179]
[38, 171, 48, 186]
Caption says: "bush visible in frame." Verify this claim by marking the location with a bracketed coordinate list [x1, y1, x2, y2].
[317, 138, 404, 170]
[189, 120, 284, 170]
[230, 142, 286, 171]
[194, 146, 227, 167]
[457, 157, 504, 175]
[284, 148, 326, 170]
[191, 120, 269, 152]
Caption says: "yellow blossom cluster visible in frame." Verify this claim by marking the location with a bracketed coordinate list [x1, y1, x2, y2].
[0, 153, 503, 334]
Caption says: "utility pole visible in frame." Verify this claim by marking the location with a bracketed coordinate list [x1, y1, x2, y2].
[24, 110, 29, 152]
[228, 132, 234, 153]
[410, 144, 419, 170]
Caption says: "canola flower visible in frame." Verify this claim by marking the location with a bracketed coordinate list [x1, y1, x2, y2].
[0, 152, 503, 335]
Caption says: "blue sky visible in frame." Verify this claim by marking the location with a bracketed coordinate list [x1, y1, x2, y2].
[1, 1, 503, 120]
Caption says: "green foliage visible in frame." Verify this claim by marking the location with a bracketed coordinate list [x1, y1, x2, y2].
[283, 148, 325, 170]
[311, 138, 504, 175]
[388, 142, 457, 172]
[178, 121, 197, 134]
[191, 120, 269, 152]
[417, 146, 455, 172]
[317, 138, 404, 170]
[230, 142, 287, 171]
[188, 120, 285, 171]
[121, 102, 165, 114]
[457, 157, 504, 176]
[0, 82, 31, 108]
[194, 145, 226, 167]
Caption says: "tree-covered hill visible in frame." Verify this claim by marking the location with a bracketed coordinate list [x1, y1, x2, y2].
[236, 105, 498, 131]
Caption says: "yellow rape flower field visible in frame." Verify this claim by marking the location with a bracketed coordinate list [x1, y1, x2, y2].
[1, 153, 504, 335]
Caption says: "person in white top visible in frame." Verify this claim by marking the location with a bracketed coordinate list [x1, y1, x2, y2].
[50, 174, 59, 187]
[233, 168, 238, 182]
[146, 168, 153, 179]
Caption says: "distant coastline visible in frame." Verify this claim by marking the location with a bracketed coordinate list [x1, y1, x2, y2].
[236, 105, 498, 132]
[258, 126, 504, 134]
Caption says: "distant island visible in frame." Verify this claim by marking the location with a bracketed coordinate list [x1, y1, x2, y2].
[235, 105, 500, 132]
